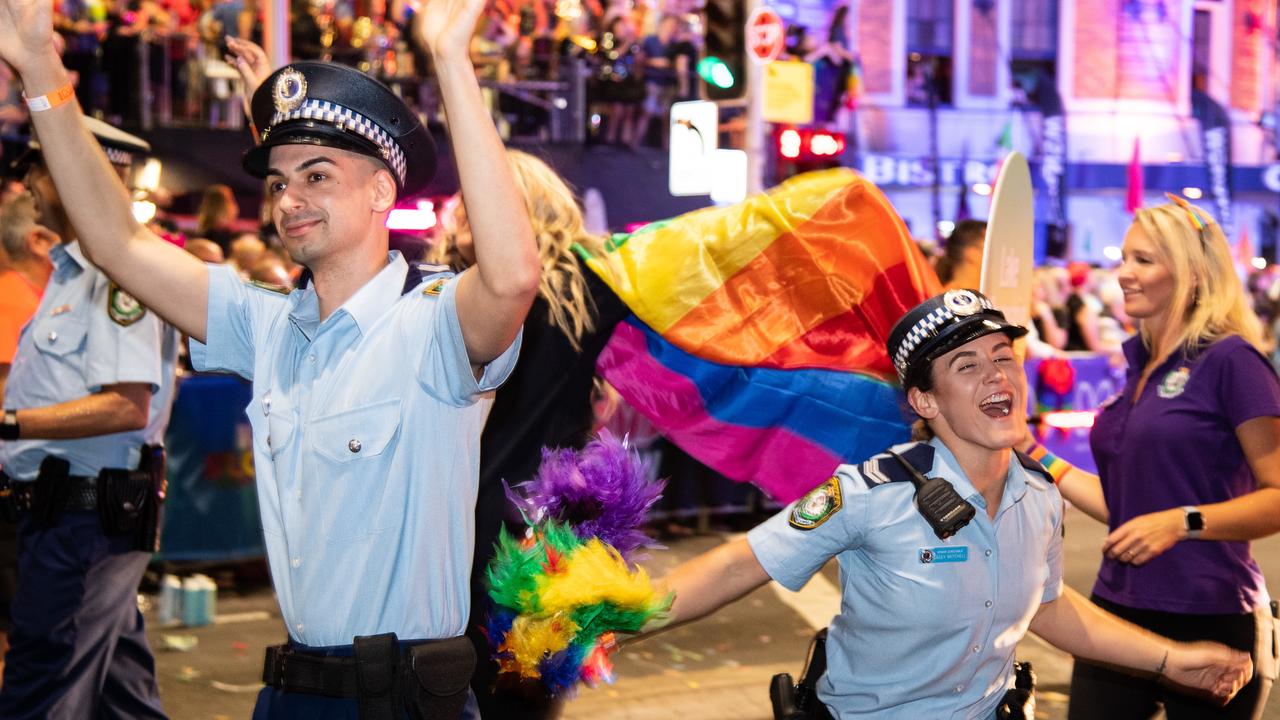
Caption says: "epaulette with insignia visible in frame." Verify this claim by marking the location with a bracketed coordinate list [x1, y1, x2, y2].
[1015, 450, 1054, 484]
[857, 442, 935, 489]
[247, 279, 291, 295]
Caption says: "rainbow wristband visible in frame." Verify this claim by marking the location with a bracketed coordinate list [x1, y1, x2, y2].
[1026, 442, 1070, 484]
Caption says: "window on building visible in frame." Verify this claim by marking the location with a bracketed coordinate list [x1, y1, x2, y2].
[1010, 0, 1058, 108]
[906, 0, 953, 105]
[1191, 8, 1212, 93]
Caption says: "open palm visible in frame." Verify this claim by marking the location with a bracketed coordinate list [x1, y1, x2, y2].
[0, 0, 56, 73]
[415, 0, 485, 59]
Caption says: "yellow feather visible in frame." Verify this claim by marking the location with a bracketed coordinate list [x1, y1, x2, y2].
[500, 614, 580, 678]
[535, 540, 664, 614]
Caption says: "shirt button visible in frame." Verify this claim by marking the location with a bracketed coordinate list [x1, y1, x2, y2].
[291, 557, 301, 568]
[955, 685, 963, 693]
[46, 331, 57, 343]
[348, 439, 362, 453]
[972, 644, 980, 653]
[985, 600, 993, 608]
[308, 354, 316, 363]
[295, 490, 302, 500]
[295, 623, 304, 633]
[985, 549, 993, 557]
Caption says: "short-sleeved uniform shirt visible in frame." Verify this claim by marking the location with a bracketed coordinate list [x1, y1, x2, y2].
[190, 252, 519, 647]
[1092, 335, 1280, 614]
[748, 439, 1064, 720]
[0, 241, 178, 479]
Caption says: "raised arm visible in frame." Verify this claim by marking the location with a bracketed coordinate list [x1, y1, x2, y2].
[0, 0, 210, 340]
[416, 0, 539, 366]
[1031, 585, 1251, 704]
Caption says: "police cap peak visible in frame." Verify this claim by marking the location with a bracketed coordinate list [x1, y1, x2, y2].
[22, 116, 150, 169]
[243, 62, 436, 197]
[887, 289, 1028, 388]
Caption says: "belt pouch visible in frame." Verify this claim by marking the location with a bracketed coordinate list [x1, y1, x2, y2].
[136, 445, 166, 552]
[354, 632, 402, 720]
[97, 467, 149, 536]
[33, 456, 72, 528]
[402, 636, 475, 720]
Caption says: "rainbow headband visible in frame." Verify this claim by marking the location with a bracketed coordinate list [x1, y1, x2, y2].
[1164, 192, 1212, 232]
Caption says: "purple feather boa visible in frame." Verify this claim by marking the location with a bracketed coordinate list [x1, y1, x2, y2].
[505, 431, 664, 560]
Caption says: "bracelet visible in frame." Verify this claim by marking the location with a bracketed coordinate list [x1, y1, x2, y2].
[1155, 649, 1169, 676]
[1026, 441, 1071, 484]
[23, 82, 76, 112]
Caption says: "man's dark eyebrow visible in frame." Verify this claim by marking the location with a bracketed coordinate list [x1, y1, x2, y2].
[265, 156, 337, 178]
[994, 340, 1012, 352]
[948, 350, 977, 368]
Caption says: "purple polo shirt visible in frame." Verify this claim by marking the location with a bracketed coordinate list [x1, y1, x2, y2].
[1091, 334, 1279, 614]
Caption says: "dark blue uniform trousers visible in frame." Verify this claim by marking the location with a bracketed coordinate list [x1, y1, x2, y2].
[0, 510, 166, 719]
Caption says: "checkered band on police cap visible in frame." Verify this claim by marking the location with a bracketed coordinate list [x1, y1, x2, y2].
[891, 289, 995, 379]
[267, 99, 408, 188]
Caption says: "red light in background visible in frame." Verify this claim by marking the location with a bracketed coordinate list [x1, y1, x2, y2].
[808, 131, 845, 157]
[778, 129, 802, 159]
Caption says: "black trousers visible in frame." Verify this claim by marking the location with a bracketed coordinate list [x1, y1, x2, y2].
[1068, 594, 1275, 720]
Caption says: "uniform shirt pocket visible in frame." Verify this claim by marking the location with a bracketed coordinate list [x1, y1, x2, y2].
[32, 315, 88, 358]
[308, 397, 403, 542]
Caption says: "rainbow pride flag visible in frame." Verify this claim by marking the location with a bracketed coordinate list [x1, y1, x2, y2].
[583, 169, 941, 502]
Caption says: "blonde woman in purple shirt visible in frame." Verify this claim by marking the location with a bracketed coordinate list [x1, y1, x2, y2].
[1028, 196, 1280, 719]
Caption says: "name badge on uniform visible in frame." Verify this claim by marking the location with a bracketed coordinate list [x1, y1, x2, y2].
[1157, 367, 1190, 399]
[919, 546, 969, 564]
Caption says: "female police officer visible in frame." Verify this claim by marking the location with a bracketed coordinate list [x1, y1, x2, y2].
[654, 289, 1253, 719]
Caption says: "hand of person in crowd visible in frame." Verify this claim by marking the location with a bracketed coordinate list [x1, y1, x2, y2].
[414, 0, 485, 61]
[0, 0, 58, 74]
[1162, 640, 1253, 705]
[226, 36, 272, 122]
[1102, 508, 1185, 565]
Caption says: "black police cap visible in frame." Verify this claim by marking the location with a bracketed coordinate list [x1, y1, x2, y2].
[13, 116, 150, 173]
[243, 62, 436, 197]
[887, 289, 1028, 389]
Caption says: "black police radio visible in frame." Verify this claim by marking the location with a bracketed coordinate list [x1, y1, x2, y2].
[887, 450, 976, 540]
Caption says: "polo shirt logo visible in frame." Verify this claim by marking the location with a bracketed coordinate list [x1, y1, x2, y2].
[919, 546, 968, 564]
[1157, 367, 1191, 399]
[789, 476, 842, 530]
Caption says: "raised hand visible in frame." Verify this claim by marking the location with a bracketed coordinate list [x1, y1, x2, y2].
[225, 36, 273, 121]
[0, 0, 57, 74]
[1163, 641, 1253, 705]
[413, 0, 485, 60]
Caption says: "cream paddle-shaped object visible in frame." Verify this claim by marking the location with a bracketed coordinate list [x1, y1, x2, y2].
[980, 151, 1035, 329]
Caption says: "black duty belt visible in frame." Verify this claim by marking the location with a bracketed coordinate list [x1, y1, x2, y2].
[12, 475, 98, 511]
[263, 644, 362, 698]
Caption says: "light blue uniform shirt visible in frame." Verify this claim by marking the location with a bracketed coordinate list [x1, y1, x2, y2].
[0, 241, 178, 480]
[748, 438, 1064, 720]
[190, 252, 519, 647]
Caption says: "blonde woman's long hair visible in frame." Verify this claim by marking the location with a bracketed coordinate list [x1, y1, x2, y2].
[431, 150, 607, 351]
[1132, 200, 1264, 356]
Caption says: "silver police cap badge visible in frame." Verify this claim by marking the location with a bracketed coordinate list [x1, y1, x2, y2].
[272, 67, 308, 114]
[943, 289, 982, 317]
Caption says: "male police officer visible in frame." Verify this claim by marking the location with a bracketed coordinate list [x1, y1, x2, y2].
[0, 120, 177, 718]
[0, 0, 539, 716]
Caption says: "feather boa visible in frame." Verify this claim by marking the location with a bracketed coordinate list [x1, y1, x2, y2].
[485, 431, 670, 695]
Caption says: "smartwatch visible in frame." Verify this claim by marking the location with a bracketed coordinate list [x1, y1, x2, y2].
[0, 409, 18, 441]
[1181, 506, 1204, 540]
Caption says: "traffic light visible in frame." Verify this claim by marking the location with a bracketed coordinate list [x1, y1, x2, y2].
[703, 0, 746, 100]
[774, 127, 846, 180]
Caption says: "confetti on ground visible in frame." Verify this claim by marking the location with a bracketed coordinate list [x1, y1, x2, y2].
[161, 634, 199, 652]
[211, 680, 264, 693]
[231, 641, 249, 653]
[177, 666, 201, 682]
[213, 611, 272, 625]
[758, 635, 772, 644]
[685, 679, 700, 689]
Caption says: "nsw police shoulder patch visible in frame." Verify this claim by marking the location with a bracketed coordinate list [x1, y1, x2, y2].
[107, 283, 145, 326]
[789, 476, 843, 530]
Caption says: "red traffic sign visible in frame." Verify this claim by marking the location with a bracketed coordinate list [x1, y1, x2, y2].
[747, 7, 785, 64]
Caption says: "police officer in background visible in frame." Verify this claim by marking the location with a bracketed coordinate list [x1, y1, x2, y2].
[0, 0, 539, 717]
[0, 120, 177, 718]
[653, 290, 1253, 719]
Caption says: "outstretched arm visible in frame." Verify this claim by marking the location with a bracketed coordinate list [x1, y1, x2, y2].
[0, 0, 209, 340]
[416, 0, 539, 366]
[655, 536, 771, 629]
[1030, 586, 1251, 704]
